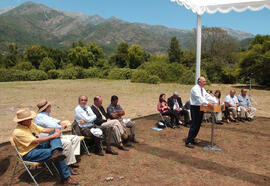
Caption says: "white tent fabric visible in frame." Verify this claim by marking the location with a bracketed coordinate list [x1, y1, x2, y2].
[171, 0, 270, 15]
[170, 0, 270, 83]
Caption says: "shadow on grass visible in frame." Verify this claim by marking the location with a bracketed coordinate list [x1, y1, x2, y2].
[135, 143, 270, 186]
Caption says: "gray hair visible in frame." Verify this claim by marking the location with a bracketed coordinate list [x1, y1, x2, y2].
[78, 95, 88, 103]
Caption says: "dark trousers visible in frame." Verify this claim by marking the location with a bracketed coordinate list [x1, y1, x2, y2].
[186, 105, 204, 144]
[162, 110, 180, 125]
[175, 109, 190, 124]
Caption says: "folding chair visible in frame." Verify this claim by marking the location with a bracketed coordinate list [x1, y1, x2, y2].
[159, 112, 168, 128]
[9, 137, 56, 186]
[71, 120, 91, 156]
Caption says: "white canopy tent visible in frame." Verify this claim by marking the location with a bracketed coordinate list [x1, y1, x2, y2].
[170, 0, 270, 83]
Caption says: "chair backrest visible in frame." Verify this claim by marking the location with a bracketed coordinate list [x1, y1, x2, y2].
[10, 137, 24, 161]
[72, 120, 82, 136]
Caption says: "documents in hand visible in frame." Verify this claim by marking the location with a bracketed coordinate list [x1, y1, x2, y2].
[123, 119, 131, 124]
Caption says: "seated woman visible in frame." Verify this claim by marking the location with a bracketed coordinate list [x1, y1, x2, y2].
[157, 93, 181, 128]
[213, 90, 223, 124]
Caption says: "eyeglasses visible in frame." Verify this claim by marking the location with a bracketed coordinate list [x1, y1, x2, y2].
[80, 99, 88, 102]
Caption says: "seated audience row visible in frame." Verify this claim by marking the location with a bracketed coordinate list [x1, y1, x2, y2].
[12, 95, 137, 185]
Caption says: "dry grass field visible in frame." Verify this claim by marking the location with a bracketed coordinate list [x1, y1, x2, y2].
[0, 79, 270, 186]
[0, 79, 269, 143]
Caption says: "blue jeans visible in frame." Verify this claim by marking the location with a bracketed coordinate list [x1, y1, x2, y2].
[23, 134, 70, 179]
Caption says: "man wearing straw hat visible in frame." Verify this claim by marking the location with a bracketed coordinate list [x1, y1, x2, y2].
[35, 99, 81, 175]
[12, 108, 78, 185]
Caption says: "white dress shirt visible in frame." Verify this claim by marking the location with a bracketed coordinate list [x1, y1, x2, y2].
[74, 105, 97, 128]
[173, 99, 180, 110]
[189, 84, 216, 106]
[224, 95, 239, 107]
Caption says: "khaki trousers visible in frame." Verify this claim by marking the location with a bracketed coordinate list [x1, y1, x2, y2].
[99, 120, 125, 145]
[61, 135, 80, 165]
[214, 112, 222, 121]
[119, 119, 136, 136]
[239, 106, 256, 119]
[228, 107, 238, 119]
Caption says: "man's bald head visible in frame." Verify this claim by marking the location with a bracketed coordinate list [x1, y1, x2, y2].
[197, 76, 206, 87]
[94, 96, 102, 107]
[230, 90, 236, 97]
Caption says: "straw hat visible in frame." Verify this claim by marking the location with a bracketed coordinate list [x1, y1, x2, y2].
[13, 108, 36, 123]
[37, 99, 51, 113]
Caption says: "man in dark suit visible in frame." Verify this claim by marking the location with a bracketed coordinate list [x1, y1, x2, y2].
[167, 91, 190, 126]
[91, 96, 129, 153]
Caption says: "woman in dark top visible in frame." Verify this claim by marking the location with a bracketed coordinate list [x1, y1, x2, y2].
[157, 93, 180, 127]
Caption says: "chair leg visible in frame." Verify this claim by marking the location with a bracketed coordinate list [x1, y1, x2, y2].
[44, 162, 54, 176]
[21, 161, 39, 186]
[9, 159, 19, 186]
[82, 139, 90, 156]
[51, 162, 60, 177]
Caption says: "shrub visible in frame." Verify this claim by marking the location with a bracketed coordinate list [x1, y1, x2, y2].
[48, 69, 62, 79]
[0, 69, 27, 82]
[39, 57, 56, 72]
[83, 68, 101, 78]
[108, 68, 133, 80]
[26, 69, 48, 81]
[131, 69, 150, 83]
[147, 75, 161, 84]
[15, 62, 34, 71]
[61, 66, 84, 79]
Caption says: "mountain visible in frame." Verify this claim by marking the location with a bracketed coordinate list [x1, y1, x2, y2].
[0, 1, 254, 55]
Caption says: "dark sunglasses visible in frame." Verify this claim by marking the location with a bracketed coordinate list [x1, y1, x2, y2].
[80, 99, 88, 101]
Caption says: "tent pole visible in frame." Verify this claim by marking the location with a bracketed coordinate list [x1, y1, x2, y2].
[195, 14, 201, 84]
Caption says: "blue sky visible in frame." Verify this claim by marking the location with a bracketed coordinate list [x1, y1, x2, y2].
[0, 0, 270, 35]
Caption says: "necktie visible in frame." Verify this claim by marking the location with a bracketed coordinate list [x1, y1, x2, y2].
[97, 107, 106, 120]
[83, 108, 90, 116]
[201, 88, 203, 97]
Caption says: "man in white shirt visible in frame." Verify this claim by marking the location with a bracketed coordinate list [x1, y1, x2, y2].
[185, 77, 215, 148]
[74, 95, 105, 156]
[224, 90, 245, 122]
[35, 99, 80, 175]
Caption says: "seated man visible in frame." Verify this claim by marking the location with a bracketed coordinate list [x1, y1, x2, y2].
[74, 96, 104, 156]
[91, 96, 129, 153]
[225, 90, 245, 122]
[167, 91, 190, 126]
[237, 89, 256, 121]
[35, 99, 81, 175]
[12, 108, 78, 185]
[183, 100, 192, 123]
[107, 95, 138, 143]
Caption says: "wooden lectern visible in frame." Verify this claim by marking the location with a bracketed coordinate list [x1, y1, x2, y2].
[200, 104, 222, 151]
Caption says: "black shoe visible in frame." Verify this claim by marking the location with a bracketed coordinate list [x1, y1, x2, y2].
[185, 143, 194, 148]
[191, 140, 199, 145]
[247, 118, 252, 122]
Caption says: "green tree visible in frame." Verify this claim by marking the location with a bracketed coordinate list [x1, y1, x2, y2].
[3, 43, 21, 68]
[128, 44, 149, 69]
[168, 37, 182, 63]
[39, 57, 56, 72]
[25, 45, 47, 68]
[109, 42, 129, 68]
[68, 46, 94, 68]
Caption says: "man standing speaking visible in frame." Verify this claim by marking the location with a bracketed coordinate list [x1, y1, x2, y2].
[185, 77, 216, 148]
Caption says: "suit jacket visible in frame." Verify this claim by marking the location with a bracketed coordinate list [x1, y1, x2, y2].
[167, 96, 183, 110]
[91, 105, 108, 126]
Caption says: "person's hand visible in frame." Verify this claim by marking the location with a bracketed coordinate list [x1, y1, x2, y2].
[119, 110, 125, 115]
[247, 108, 251, 112]
[61, 123, 67, 129]
[54, 128, 61, 138]
[79, 120, 86, 124]
[208, 103, 214, 108]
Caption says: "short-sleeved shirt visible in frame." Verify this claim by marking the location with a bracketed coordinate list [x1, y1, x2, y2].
[224, 95, 239, 107]
[107, 104, 123, 119]
[237, 94, 251, 108]
[12, 123, 44, 156]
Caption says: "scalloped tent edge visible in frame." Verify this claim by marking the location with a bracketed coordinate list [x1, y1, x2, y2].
[170, 0, 270, 83]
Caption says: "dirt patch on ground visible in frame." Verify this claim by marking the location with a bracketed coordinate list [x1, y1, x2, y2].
[1, 115, 269, 186]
